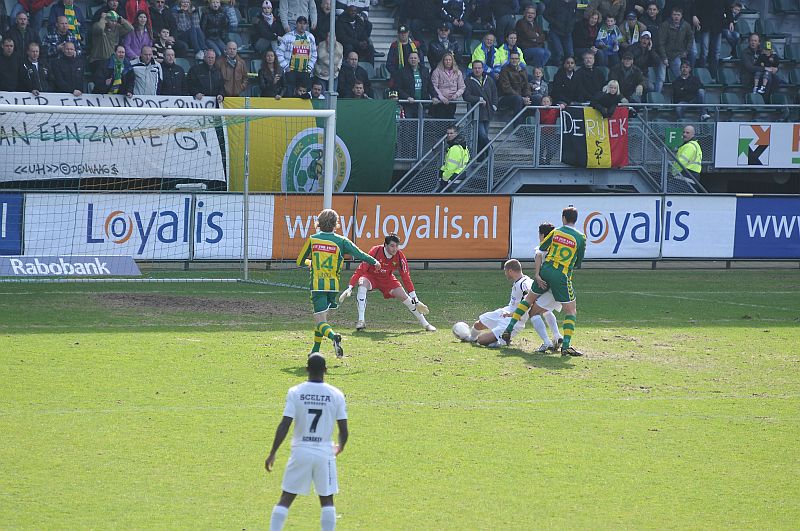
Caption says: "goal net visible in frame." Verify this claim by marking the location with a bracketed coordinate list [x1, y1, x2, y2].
[0, 94, 336, 283]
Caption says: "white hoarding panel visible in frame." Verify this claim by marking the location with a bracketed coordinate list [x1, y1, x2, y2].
[511, 196, 663, 259]
[714, 122, 800, 169]
[661, 196, 736, 258]
[192, 194, 275, 260]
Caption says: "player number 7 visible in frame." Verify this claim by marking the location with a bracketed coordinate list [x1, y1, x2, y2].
[308, 408, 322, 432]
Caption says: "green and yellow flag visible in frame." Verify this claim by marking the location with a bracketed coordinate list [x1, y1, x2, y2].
[225, 98, 397, 192]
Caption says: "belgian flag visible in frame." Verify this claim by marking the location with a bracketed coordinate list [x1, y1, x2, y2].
[561, 106, 629, 168]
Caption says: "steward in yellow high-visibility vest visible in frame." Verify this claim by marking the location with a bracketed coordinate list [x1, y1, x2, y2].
[437, 126, 470, 192]
[672, 125, 702, 181]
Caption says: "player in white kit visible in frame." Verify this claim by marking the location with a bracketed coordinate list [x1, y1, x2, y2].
[465, 259, 533, 347]
[265, 354, 348, 531]
[528, 222, 564, 352]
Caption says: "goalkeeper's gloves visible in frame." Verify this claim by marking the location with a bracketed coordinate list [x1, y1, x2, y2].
[408, 291, 429, 315]
[339, 286, 353, 303]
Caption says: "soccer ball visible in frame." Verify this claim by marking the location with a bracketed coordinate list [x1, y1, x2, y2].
[452, 321, 471, 341]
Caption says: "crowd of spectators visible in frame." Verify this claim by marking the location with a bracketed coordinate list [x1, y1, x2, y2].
[0, 0, 793, 111]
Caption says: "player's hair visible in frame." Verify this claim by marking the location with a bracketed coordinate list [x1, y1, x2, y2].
[504, 259, 522, 272]
[562, 206, 578, 224]
[384, 233, 401, 245]
[316, 209, 340, 232]
[538, 222, 555, 237]
[307, 353, 327, 375]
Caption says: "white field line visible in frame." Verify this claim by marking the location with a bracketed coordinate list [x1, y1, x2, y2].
[0, 290, 799, 296]
[1, 394, 799, 420]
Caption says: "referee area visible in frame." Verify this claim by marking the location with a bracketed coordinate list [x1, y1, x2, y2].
[1, 266, 798, 528]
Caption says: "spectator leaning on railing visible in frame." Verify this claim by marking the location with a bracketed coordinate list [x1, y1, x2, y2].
[497, 50, 532, 120]
[51, 40, 85, 96]
[159, 47, 187, 95]
[258, 48, 284, 98]
[130, 45, 162, 94]
[394, 51, 433, 118]
[216, 40, 248, 96]
[430, 51, 465, 119]
[550, 55, 579, 105]
[20, 42, 50, 96]
[92, 44, 133, 95]
[574, 49, 605, 102]
[188, 48, 225, 102]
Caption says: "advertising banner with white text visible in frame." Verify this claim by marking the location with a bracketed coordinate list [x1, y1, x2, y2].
[269, 195, 510, 260]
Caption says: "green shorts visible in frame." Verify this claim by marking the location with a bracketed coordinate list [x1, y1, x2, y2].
[531, 264, 575, 303]
[311, 291, 339, 314]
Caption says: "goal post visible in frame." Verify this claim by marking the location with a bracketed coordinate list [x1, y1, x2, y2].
[0, 100, 336, 283]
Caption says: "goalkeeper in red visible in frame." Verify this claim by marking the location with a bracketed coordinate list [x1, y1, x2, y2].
[297, 209, 379, 358]
[339, 233, 436, 332]
[501, 206, 586, 356]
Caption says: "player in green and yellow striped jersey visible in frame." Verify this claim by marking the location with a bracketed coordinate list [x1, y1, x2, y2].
[296, 209, 379, 358]
[501, 206, 586, 356]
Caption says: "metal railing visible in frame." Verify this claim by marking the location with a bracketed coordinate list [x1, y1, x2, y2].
[392, 102, 800, 194]
[390, 101, 481, 192]
[393, 100, 480, 163]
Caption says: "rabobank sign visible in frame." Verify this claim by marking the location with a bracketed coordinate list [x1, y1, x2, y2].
[0, 256, 140, 277]
[734, 197, 800, 259]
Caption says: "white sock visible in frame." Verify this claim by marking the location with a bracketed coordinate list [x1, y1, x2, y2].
[469, 326, 481, 341]
[403, 297, 429, 326]
[356, 285, 368, 321]
[321, 506, 336, 531]
[531, 315, 552, 345]
[543, 311, 562, 341]
[270, 505, 289, 531]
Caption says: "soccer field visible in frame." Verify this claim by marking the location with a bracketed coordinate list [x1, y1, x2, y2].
[1, 268, 799, 529]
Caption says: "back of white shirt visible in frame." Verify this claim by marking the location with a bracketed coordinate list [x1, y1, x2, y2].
[283, 380, 347, 453]
[504, 274, 533, 317]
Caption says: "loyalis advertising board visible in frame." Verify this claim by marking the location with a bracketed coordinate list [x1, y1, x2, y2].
[270, 195, 511, 260]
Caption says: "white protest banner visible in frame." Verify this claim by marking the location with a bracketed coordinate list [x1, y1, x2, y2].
[0, 92, 226, 182]
[714, 122, 800, 169]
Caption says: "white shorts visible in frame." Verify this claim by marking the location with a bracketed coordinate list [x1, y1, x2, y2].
[281, 448, 338, 496]
[479, 308, 526, 347]
[533, 290, 562, 313]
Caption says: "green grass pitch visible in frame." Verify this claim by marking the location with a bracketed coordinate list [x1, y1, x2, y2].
[1, 268, 799, 529]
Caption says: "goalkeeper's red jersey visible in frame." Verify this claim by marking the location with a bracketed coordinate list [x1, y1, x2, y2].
[348, 245, 415, 292]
